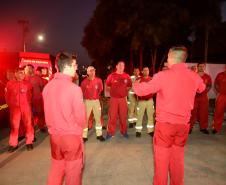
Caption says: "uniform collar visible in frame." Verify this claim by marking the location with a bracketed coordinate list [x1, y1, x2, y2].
[169, 63, 187, 70]
[54, 72, 73, 81]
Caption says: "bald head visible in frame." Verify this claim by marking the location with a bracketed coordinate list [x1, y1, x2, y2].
[167, 46, 188, 66]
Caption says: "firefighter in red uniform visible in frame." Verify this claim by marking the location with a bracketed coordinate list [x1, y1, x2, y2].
[36, 67, 48, 86]
[106, 61, 132, 139]
[24, 64, 46, 131]
[80, 66, 105, 142]
[5, 68, 34, 152]
[6, 70, 25, 140]
[212, 64, 226, 134]
[43, 52, 85, 185]
[189, 62, 212, 134]
[133, 46, 205, 185]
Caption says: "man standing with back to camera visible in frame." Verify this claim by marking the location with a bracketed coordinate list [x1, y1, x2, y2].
[133, 46, 205, 185]
[43, 52, 85, 185]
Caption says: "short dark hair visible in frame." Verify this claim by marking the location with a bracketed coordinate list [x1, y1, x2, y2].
[197, 62, 206, 67]
[142, 66, 149, 69]
[55, 52, 74, 72]
[116, 60, 125, 65]
[169, 46, 187, 53]
[169, 46, 188, 63]
[26, 64, 34, 69]
[133, 67, 140, 70]
[36, 66, 42, 72]
[15, 67, 25, 73]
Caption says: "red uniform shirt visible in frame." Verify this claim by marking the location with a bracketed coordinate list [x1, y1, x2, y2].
[106, 72, 132, 98]
[5, 80, 32, 108]
[215, 72, 226, 94]
[43, 73, 85, 136]
[133, 63, 205, 124]
[137, 76, 153, 100]
[25, 75, 44, 100]
[196, 73, 212, 97]
[80, 77, 103, 99]
[42, 78, 48, 86]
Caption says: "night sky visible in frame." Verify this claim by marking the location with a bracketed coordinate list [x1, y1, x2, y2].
[0, 0, 96, 65]
[0, 1, 226, 66]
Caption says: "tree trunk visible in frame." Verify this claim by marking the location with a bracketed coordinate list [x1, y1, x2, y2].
[204, 27, 209, 63]
[129, 47, 133, 74]
[151, 48, 157, 74]
[158, 54, 166, 72]
[139, 47, 143, 70]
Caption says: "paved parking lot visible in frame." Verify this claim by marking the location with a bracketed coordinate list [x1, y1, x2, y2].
[0, 115, 226, 185]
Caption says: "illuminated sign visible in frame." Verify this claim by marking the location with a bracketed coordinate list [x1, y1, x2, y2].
[20, 58, 49, 65]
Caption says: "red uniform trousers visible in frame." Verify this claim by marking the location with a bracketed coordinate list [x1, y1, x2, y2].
[107, 97, 128, 136]
[190, 95, 209, 130]
[9, 106, 34, 146]
[19, 123, 25, 137]
[213, 94, 226, 131]
[47, 134, 84, 185]
[33, 98, 46, 129]
[153, 122, 189, 185]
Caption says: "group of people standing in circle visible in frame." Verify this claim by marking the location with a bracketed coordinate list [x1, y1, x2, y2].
[4, 46, 226, 185]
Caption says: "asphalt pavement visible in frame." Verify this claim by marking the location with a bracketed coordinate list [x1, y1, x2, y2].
[0, 115, 226, 185]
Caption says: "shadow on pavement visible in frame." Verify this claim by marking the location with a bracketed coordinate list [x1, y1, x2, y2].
[0, 129, 48, 168]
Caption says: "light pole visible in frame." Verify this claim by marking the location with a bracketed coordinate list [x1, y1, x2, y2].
[18, 20, 29, 52]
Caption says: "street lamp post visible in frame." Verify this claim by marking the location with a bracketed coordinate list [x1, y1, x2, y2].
[18, 20, 29, 52]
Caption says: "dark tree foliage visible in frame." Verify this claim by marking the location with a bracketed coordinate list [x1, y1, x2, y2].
[81, 0, 222, 78]
[186, 0, 222, 62]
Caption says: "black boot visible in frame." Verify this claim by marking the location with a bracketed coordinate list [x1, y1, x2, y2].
[148, 132, 154, 137]
[83, 138, 88, 143]
[212, 129, 218, 134]
[200, 129, 209, 134]
[129, 123, 134, 128]
[26, 144, 33, 151]
[8, 145, 18, 153]
[97, 135, 105, 142]
[136, 132, 141, 137]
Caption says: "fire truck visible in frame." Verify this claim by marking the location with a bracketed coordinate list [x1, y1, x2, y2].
[0, 52, 54, 128]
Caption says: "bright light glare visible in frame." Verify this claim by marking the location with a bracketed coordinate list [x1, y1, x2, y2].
[37, 34, 44, 42]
